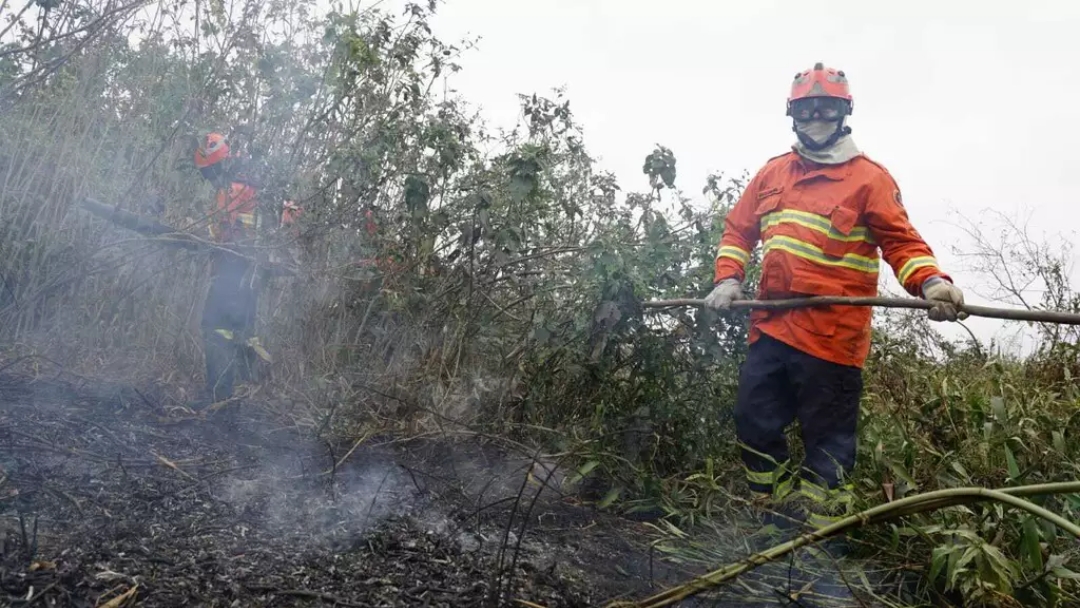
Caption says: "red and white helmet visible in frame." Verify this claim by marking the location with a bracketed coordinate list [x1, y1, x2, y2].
[786, 63, 853, 119]
[194, 132, 230, 169]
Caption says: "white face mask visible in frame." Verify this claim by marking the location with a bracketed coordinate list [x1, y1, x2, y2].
[791, 116, 860, 165]
[794, 119, 843, 146]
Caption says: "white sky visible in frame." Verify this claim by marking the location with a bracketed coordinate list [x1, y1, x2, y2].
[421, 0, 1080, 354]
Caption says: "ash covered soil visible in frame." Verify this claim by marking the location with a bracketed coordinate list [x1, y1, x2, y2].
[0, 372, 907, 607]
[0, 372, 715, 607]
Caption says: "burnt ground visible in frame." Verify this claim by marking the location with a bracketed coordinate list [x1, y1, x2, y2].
[0, 372, 918, 608]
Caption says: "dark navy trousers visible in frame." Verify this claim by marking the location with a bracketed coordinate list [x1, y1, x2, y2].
[200, 251, 259, 401]
[734, 333, 863, 497]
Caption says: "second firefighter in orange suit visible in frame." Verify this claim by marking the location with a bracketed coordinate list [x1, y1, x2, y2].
[705, 63, 966, 532]
[193, 132, 261, 403]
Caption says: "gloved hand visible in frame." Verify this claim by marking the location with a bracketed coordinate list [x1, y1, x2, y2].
[705, 278, 744, 310]
[922, 277, 967, 322]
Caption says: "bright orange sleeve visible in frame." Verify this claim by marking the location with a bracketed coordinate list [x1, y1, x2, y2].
[863, 172, 950, 296]
[714, 171, 764, 284]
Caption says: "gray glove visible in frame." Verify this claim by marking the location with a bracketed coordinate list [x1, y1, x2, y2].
[922, 277, 967, 322]
[705, 278, 744, 310]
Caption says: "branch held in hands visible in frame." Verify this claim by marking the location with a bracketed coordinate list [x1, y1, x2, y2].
[642, 296, 1080, 326]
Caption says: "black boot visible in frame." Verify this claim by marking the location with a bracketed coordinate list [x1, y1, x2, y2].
[748, 497, 805, 553]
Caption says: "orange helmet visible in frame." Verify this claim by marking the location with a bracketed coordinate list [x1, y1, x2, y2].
[194, 132, 229, 169]
[786, 63, 853, 119]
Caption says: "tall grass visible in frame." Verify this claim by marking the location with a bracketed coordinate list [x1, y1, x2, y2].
[2, 2, 1079, 606]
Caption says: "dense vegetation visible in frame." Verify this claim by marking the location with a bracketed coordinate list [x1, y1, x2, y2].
[2, 1, 1079, 605]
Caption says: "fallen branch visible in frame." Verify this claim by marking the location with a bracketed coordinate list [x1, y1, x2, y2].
[80, 197, 179, 237]
[603, 481, 1080, 608]
[642, 296, 1080, 326]
[78, 197, 296, 277]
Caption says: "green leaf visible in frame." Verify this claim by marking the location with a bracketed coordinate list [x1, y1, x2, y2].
[951, 460, 971, 483]
[1053, 430, 1066, 454]
[930, 545, 951, 583]
[1065, 494, 1080, 512]
[1040, 517, 1059, 541]
[887, 459, 919, 490]
[1050, 566, 1080, 580]
[1004, 442, 1020, 481]
[1021, 516, 1044, 571]
[979, 543, 1018, 594]
[567, 460, 600, 486]
[950, 546, 978, 589]
[577, 460, 599, 477]
[509, 175, 535, 202]
[598, 486, 622, 509]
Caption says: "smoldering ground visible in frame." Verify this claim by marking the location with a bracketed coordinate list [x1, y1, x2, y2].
[0, 368, 920, 608]
[0, 370, 591, 607]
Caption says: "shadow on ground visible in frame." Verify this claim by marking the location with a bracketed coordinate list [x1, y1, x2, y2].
[0, 373, 920, 607]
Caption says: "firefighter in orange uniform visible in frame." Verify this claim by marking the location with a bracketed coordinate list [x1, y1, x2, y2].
[706, 63, 966, 534]
[279, 200, 303, 249]
[281, 200, 302, 231]
[193, 132, 262, 403]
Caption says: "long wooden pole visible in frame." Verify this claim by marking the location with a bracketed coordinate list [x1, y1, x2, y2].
[642, 296, 1080, 326]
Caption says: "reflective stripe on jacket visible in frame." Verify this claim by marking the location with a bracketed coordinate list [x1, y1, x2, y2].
[714, 151, 949, 368]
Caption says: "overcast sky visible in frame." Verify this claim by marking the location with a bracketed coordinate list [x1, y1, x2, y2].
[415, 0, 1080, 354]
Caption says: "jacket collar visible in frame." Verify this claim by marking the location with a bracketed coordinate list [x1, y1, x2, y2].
[791, 152, 860, 183]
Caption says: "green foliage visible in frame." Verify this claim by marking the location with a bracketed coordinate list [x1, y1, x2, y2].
[0, 0, 751, 481]
[851, 314, 1080, 607]
[3, 2, 1080, 607]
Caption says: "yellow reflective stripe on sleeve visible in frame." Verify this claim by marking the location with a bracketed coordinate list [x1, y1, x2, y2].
[760, 210, 876, 245]
[717, 245, 750, 265]
[763, 235, 880, 274]
[897, 255, 939, 285]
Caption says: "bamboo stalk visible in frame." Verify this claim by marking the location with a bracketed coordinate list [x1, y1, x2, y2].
[642, 296, 1080, 326]
[606, 481, 1080, 608]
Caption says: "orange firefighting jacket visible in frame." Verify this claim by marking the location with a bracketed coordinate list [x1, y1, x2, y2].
[209, 182, 258, 243]
[714, 151, 950, 368]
